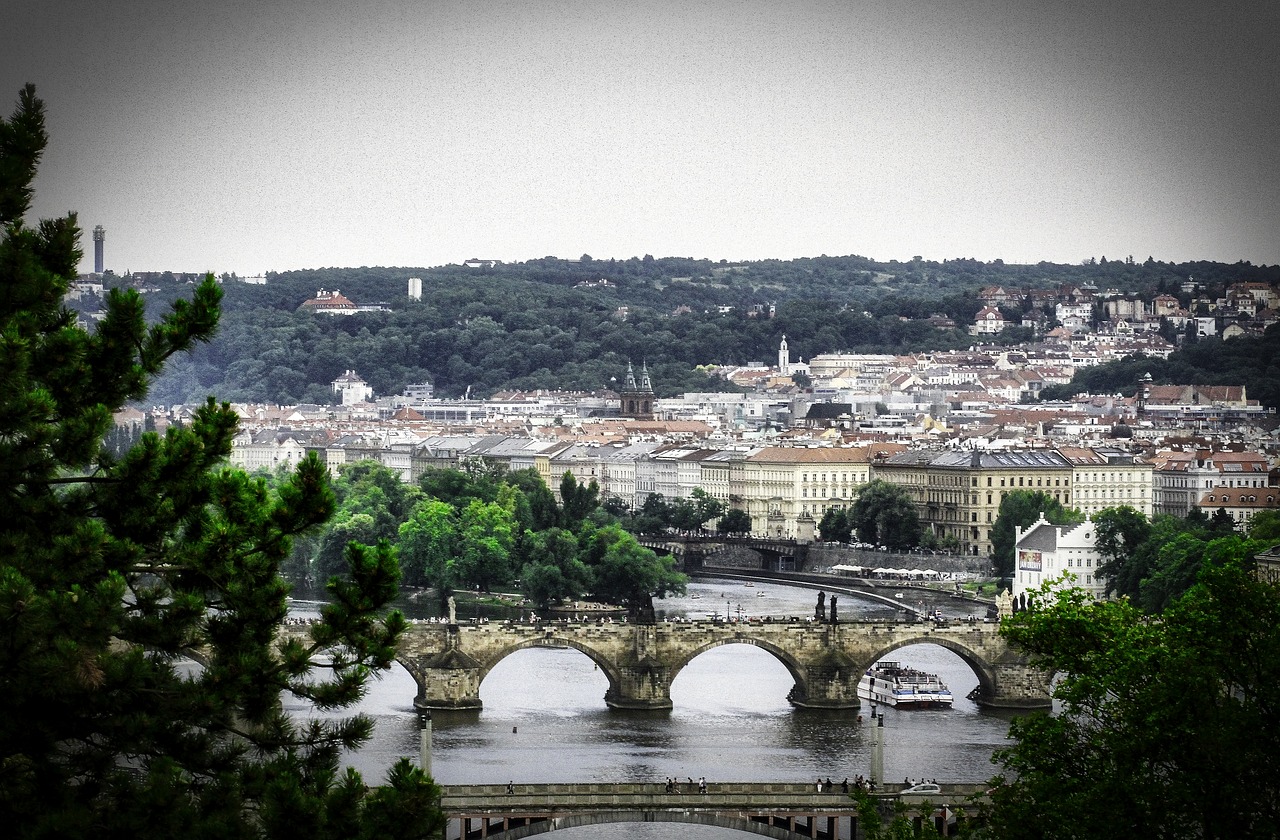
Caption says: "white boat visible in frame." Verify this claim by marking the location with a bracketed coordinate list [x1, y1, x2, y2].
[857, 661, 953, 709]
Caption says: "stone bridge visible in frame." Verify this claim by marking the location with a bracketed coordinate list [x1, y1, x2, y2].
[637, 535, 808, 571]
[441, 781, 985, 840]
[395, 618, 1049, 712]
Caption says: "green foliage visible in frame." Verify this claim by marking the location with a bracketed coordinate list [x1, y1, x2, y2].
[990, 491, 1083, 580]
[397, 499, 459, 597]
[1040, 326, 1280, 412]
[852, 792, 951, 840]
[506, 467, 560, 530]
[849, 480, 921, 550]
[580, 523, 686, 613]
[453, 497, 518, 593]
[818, 506, 853, 542]
[986, 561, 1280, 839]
[0, 86, 440, 838]
[1092, 505, 1153, 596]
[1249, 509, 1280, 543]
[558, 471, 601, 528]
[716, 507, 753, 535]
[520, 528, 591, 609]
[1092, 507, 1269, 612]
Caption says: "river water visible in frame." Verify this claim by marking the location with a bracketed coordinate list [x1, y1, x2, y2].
[287, 577, 1021, 839]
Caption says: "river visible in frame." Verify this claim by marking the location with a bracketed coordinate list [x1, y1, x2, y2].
[286, 576, 1022, 838]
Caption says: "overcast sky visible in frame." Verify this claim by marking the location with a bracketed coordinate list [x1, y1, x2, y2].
[4, 0, 1278, 276]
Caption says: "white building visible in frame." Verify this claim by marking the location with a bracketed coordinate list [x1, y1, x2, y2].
[332, 370, 373, 405]
[1013, 514, 1107, 602]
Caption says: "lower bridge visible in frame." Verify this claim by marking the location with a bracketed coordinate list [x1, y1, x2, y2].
[442, 781, 986, 839]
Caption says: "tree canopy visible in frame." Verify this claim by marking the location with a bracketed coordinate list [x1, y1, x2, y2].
[848, 480, 922, 550]
[0, 86, 441, 839]
[986, 558, 1280, 839]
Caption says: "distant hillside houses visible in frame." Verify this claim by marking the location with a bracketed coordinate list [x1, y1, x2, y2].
[971, 279, 1280, 336]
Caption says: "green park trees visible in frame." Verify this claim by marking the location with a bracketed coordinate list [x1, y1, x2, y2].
[986, 559, 1280, 839]
[0, 86, 440, 838]
[848, 480, 921, 550]
[581, 523, 686, 612]
[716, 507, 753, 535]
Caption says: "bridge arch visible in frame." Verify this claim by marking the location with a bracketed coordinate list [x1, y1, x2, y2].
[667, 637, 809, 703]
[861, 635, 999, 701]
[471, 636, 627, 705]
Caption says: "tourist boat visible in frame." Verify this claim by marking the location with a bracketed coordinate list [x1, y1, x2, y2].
[857, 661, 953, 708]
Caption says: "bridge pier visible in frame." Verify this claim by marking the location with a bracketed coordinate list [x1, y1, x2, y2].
[407, 629, 487, 711]
[787, 645, 862, 710]
[969, 661, 1053, 709]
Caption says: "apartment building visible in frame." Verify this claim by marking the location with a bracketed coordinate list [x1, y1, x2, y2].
[1151, 450, 1270, 517]
[1057, 446, 1153, 517]
[735, 447, 876, 538]
[875, 450, 1075, 557]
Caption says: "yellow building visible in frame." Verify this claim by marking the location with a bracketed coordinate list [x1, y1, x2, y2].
[874, 450, 1075, 558]
[734, 447, 877, 538]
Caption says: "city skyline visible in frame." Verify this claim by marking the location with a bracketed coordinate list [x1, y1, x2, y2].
[4, 0, 1278, 277]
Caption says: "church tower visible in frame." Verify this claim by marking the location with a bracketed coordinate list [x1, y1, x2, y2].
[619, 361, 655, 420]
[779, 334, 790, 376]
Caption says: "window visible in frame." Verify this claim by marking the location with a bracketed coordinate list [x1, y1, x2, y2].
[987, 477, 992, 487]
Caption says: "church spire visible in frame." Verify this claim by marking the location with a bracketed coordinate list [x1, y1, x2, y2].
[639, 361, 653, 393]
[625, 361, 638, 391]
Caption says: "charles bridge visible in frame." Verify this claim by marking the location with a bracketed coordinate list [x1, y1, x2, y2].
[393, 617, 1050, 712]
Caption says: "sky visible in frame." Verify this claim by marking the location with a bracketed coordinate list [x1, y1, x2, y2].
[3, 0, 1278, 276]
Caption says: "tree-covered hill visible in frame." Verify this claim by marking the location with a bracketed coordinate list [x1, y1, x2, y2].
[125, 253, 1279, 405]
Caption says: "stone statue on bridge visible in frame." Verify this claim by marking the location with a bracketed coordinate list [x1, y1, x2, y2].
[829, 596, 838, 625]
[996, 589, 1012, 619]
[815, 591, 826, 621]
[447, 595, 457, 625]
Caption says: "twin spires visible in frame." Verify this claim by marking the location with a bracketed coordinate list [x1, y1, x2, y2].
[624, 360, 653, 394]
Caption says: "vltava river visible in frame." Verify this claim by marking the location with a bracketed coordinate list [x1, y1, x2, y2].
[287, 577, 1021, 838]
